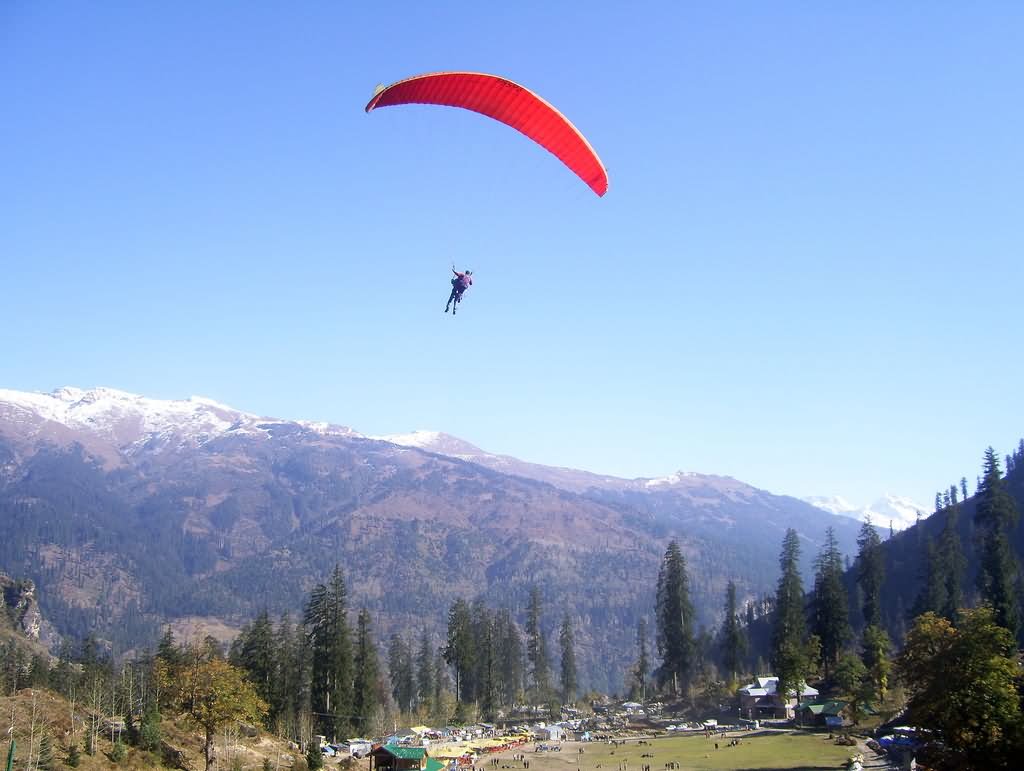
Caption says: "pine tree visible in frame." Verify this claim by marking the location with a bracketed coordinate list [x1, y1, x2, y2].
[38, 734, 54, 771]
[352, 609, 380, 736]
[860, 624, 891, 704]
[856, 518, 884, 628]
[306, 742, 323, 771]
[810, 527, 850, 680]
[473, 606, 498, 720]
[655, 541, 695, 696]
[631, 617, 650, 701]
[443, 598, 476, 704]
[138, 705, 162, 752]
[975, 447, 1021, 636]
[304, 565, 354, 740]
[415, 628, 434, 714]
[719, 582, 745, 684]
[156, 627, 180, 668]
[387, 634, 414, 714]
[232, 610, 275, 721]
[268, 614, 300, 738]
[938, 509, 966, 622]
[495, 608, 524, 708]
[525, 586, 551, 701]
[66, 744, 81, 768]
[960, 477, 969, 501]
[558, 613, 577, 706]
[912, 536, 945, 618]
[432, 649, 449, 720]
[771, 529, 809, 700]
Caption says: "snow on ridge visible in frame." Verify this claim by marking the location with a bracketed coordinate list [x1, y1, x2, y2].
[295, 420, 363, 437]
[644, 470, 740, 488]
[803, 493, 927, 531]
[1, 386, 369, 451]
[374, 430, 444, 448]
[645, 470, 702, 487]
[1, 386, 259, 448]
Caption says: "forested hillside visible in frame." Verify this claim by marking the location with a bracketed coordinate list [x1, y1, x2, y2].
[740, 440, 1024, 662]
[858, 439, 1024, 645]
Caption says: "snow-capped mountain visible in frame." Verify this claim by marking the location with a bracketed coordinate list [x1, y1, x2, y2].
[0, 388, 924, 534]
[804, 493, 928, 532]
[0, 386, 359, 461]
[374, 429, 754, 500]
[0, 384, 870, 688]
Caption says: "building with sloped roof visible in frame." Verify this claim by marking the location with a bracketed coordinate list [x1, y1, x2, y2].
[796, 699, 850, 727]
[738, 676, 819, 720]
[370, 745, 435, 771]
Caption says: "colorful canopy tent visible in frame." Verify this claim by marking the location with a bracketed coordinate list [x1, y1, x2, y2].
[366, 72, 608, 197]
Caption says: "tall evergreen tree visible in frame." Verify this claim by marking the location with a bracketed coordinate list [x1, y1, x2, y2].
[443, 598, 476, 704]
[525, 586, 551, 701]
[938, 508, 966, 623]
[387, 634, 414, 713]
[811, 527, 850, 680]
[856, 518, 884, 628]
[771, 529, 809, 700]
[655, 541, 695, 696]
[558, 613, 577, 705]
[231, 610, 275, 721]
[912, 536, 946, 619]
[495, 608, 524, 708]
[632, 618, 650, 702]
[719, 582, 745, 684]
[304, 564, 354, 739]
[37, 733, 54, 771]
[432, 649, 449, 719]
[352, 609, 380, 736]
[269, 613, 303, 740]
[974, 447, 1021, 636]
[473, 606, 498, 719]
[860, 624, 891, 703]
[156, 627, 180, 668]
[415, 628, 434, 713]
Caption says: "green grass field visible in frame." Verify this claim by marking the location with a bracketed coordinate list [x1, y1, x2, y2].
[493, 732, 855, 771]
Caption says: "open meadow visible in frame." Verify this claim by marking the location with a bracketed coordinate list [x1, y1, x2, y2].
[486, 733, 856, 771]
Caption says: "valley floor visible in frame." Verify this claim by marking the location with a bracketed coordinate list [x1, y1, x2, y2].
[475, 732, 882, 771]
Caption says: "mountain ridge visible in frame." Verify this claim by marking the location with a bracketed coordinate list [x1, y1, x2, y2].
[1, 385, 867, 691]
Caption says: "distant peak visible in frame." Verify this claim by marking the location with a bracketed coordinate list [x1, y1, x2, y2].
[644, 470, 701, 487]
[643, 470, 740, 488]
[373, 430, 486, 457]
[804, 493, 928, 531]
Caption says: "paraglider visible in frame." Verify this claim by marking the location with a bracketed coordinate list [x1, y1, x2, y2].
[365, 71, 608, 196]
[445, 265, 473, 315]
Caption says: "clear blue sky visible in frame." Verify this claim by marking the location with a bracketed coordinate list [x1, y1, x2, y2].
[2, 2, 1022, 507]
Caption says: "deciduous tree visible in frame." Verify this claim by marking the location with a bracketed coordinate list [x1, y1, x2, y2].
[164, 647, 267, 771]
[898, 608, 1022, 769]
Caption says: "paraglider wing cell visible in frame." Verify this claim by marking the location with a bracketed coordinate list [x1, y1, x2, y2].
[365, 72, 608, 196]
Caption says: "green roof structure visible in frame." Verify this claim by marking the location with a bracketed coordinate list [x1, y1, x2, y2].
[800, 700, 848, 716]
[379, 746, 428, 761]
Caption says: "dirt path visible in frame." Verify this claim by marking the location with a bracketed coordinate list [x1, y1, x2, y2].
[854, 738, 901, 770]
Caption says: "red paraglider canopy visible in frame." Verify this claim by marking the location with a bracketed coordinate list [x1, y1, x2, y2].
[365, 72, 608, 197]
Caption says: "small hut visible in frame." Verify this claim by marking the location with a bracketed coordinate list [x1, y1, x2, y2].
[370, 745, 429, 771]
